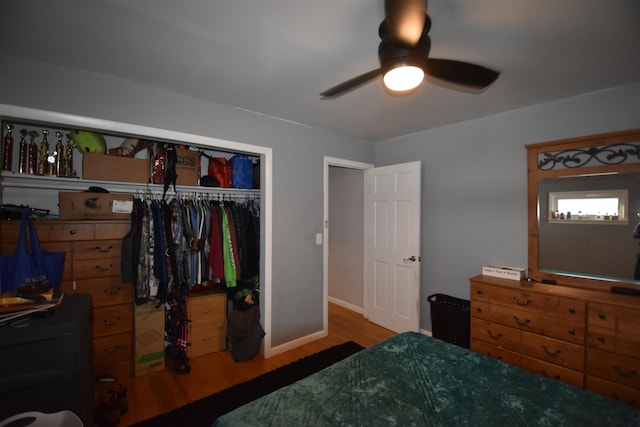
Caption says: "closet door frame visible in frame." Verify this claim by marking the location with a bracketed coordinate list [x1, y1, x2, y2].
[0, 103, 274, 357]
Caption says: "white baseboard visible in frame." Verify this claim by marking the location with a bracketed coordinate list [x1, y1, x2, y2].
[328, 296, 363, 314]
[268, 329, 328, 357]
[267, 302, 432, 358]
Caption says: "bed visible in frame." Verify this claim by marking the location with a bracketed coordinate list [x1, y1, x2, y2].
[213, 332, 640, 426]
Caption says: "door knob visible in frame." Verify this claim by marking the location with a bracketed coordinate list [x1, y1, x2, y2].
[403, 255, 419, 262]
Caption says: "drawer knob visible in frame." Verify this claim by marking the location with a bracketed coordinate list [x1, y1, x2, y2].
[69, 229, 76, 235]
[487, 330, 503, 340]
[104, 316, 121, 326]
[513, 296, 531, 306]
[612, 364, 637, 379]
[476, 290, 484, 297]
[598, 336, 606, 343]
[569, 307, 576, 314]
[598, 313, 606, 320]
[103, 345, 122, 355]
[513, 316, 531, 326]
[568, 329, 575, 335]
[542, 345, 561, 357]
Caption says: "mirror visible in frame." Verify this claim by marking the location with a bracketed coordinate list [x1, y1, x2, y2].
[538, 173, 639, 282]
[527, 129, 640, 290]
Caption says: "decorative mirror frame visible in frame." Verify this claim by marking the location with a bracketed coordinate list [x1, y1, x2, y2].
[527, 128, 640, 291]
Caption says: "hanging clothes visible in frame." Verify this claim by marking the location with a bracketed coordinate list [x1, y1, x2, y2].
[127, 192, 260, 373]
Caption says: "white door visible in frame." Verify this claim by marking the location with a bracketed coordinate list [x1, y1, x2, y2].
[364, 161, 421, 333]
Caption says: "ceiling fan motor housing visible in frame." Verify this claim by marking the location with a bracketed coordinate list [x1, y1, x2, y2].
[378, 34, 430, 75]
[377, 17, 431, 74]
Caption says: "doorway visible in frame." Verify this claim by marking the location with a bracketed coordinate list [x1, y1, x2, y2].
[323, 157, 373, 333]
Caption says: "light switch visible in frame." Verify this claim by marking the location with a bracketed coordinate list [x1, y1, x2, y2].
[315, 233, 323, 245]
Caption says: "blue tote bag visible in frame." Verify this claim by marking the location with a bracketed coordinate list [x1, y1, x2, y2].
[0, 209, 65, 296]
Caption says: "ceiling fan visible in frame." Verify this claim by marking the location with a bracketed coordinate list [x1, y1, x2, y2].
[320, 0, 500, 98]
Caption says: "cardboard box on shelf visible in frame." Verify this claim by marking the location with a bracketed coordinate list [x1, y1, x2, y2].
[82, 152, 149, 183]
[58, 192, 133, 220]
[175, 148, 200, 186]
[134, 301, 166, 377]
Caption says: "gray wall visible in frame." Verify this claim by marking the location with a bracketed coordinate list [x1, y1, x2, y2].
[0, 54, 374, 347]
[1, 53, 638, 341]
[374, 83, 640, 332]
[328, 166, 364, 308]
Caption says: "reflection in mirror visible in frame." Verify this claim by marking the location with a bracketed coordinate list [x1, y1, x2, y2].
[538, 173, 640, 282]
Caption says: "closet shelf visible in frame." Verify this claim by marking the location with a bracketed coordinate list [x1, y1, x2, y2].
[1, 171, 260, 197]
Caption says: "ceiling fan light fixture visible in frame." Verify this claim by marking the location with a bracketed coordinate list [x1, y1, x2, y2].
[383, 65, 424, 92]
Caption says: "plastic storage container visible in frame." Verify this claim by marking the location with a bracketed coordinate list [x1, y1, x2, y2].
[427, 293, 470, 349]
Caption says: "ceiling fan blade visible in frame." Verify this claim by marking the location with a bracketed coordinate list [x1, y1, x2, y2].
[424, 58, 500, 89]
[384, 0, 426, 45]
[320, 69, 382, 98]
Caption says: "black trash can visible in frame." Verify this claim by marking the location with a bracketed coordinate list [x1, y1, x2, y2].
[427, 293, 470, 349]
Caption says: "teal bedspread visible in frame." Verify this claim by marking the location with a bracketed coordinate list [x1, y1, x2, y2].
[213, 332, 640, 427]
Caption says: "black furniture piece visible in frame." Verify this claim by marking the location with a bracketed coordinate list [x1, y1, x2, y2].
[0, 293, 93, 426]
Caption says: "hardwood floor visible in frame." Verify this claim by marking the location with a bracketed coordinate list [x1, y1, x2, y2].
[115, 302, 396, 426]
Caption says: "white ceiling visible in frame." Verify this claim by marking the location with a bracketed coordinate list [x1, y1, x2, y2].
[1, 1, 639, 141]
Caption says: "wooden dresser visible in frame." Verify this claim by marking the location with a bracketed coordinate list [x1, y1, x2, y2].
[1, 219, 133, 379]
[187, 292, 227, 358]
[470, 274, 640, 406]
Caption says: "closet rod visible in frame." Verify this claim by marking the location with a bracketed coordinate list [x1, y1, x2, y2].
[135, 188, 260, 201]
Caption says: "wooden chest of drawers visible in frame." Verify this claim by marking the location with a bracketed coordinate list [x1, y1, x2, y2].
[187, 292, 227, 358]
[1, 219, 133, 379]
[470, 276, 586, 388]
[470, 275, 640, 406]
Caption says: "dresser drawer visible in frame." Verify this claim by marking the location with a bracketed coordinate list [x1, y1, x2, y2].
[50, 223, 95, 241]
[557, 320, 586, 345]
[92, 304, 133, 338]
[587, 348, 640, 389]
[73, 257, 121, 279]
[471, 339, 521, 366]
[188, 293, 226, 326]
[489, 303, 558, 336]
[521, 331, 584, 371]
[0, 220, 51, 241]
[520, 355, 584, 388]
[188, 322, 226, 358]
[586, 375, 640, 407]
[93, 332, 132, 367]
[471, 281, 558, 315]
[558, 298, 586, 322]
[76, 277, 133, 307]
[95, 222, 130, 240]
[470, 298, 489, 319]
[73, 239, 122, 261]
[588, 303, 616, 329]
[587, 325, 616, 352]
[471, 317, 521, 351]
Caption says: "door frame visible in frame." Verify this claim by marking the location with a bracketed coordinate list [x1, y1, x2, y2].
[323, 157, 374, 334]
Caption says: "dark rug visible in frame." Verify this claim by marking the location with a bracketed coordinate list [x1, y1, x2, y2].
[132, 341, 365, 427]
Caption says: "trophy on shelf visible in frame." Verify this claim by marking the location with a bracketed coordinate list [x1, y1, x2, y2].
[18, 129, 28, 173]
[37, 129, 49, 175]
[55, 131, 64, 176]
[28, 130, 39, 174]
[3, 122, 13, 171]
[64, 132, 74, 177]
